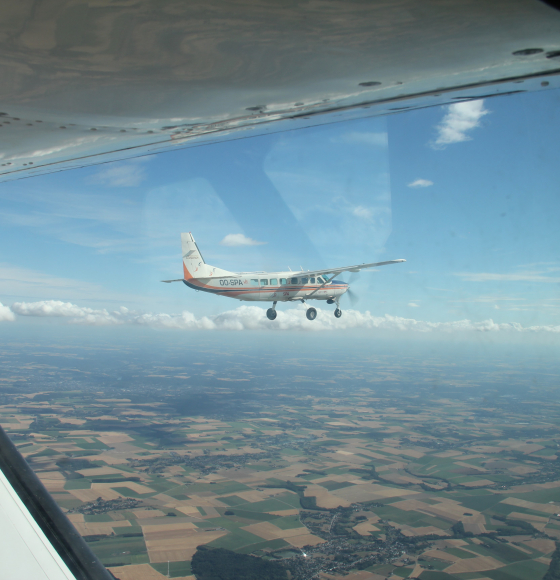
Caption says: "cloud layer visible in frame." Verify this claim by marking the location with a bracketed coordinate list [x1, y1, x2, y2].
[0, 302, 15, 321]
[433, 100, 489, 147]
[8, 300, 560, 334]
[220, 234, 266, 247]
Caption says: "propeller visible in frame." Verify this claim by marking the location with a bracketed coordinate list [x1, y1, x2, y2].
[342, 271, 360, 306]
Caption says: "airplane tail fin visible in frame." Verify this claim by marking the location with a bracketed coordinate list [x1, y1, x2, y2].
[181, 232, 210, 279]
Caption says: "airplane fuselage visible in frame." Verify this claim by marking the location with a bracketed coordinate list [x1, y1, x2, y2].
[183, 272, 348, 302]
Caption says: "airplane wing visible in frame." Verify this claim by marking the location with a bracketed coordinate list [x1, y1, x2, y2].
[0, 426, 113, 580]
[161, 279, 185, 283]
[301, 259, 406, 278]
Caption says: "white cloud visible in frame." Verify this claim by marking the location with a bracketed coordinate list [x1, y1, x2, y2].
[408, 302, 420, 307]
[0, 302, 15, 321]
[9, 301, 560, 334]
[433, 100, 489, 147]
[220, 234, 266, 247]
[352, 206, 374, 220]
[334, 132, 388, 147]
[408, 179, 433, 188]
[88, 158, 149, 187]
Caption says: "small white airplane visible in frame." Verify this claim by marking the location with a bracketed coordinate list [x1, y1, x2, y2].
[163, 233, 406, 320]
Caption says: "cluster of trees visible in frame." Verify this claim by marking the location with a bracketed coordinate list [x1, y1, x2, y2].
[191, 546, 287, 580]
[544, 542, 560, 580]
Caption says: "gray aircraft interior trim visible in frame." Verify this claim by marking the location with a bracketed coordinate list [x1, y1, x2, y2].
[0, 0, 559, 180]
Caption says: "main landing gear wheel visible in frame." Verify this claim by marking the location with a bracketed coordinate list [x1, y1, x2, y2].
[334, 308, 342, 318]
[266, 308, 277, 320]
[306, 307, 317, 321]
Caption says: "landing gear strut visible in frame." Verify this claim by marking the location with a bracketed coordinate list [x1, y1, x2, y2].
[266, 301, 277, 321]
[306, 307, 317, 321]
[334, 298, 342, 318]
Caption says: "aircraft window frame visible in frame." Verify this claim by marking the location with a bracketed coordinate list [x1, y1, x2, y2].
[280, 278, 287, 285]
[250, 279, 258, 286]
[310, 277, 316, 284]
[260, 279, 268, 286]
[301, 277, 309, 284]
[290, 277, 298, 284]
[270, 278, 278, 285]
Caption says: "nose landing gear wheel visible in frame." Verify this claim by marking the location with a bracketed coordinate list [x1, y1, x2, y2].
[266, 308, 277, 320]
[334, 308, 342, 318]
[306, 307, 317, 321]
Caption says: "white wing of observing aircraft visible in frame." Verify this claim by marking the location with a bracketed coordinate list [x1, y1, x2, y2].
[163, 233, 405, 321]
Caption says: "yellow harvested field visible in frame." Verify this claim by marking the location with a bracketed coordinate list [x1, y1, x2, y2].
[393, 523, 449, 537]
[523, 538, 556, 554]
[268, 509, 300, 516]
[58, 418, 86, 425]
[38, 471, 66, 480]
[241, 522, 309, 540]
[73, 520, 131, 535]
[508, 511, 549, 523]
[286, 533, 326, 548]
[66, 513, 85, 523]
[424, 549, 460, 563]
[353, 522, 380, 535]
[501, 497, 559, 514]
[304, 484, 351, 509]
[175, 505, 204, 516]
[69, 487, 122, 501]
[182, 494, 228, 508]
[41, 479, 67, 492]
[510, 465, 538, 475]
[463, 522, 487, 534]
[109, 563, 192, 580]
[444, 556, 504, 573]
[77, 466, 124, 476]
[97, 433, 135, 444]
[460, 479, 495, 487]
[390, 498, 476, 523]
[331, 483, 418, 503]
[143, 524, 228, 563]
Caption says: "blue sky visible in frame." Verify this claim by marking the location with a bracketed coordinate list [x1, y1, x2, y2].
[0, 88, 559, 340]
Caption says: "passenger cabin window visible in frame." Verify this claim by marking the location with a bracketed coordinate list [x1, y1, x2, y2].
[270, 278, 278, 285]
[317, 277, 324, 283]
[260, 279, 268, 285]
[310, 277, 316, 283]
[250, 279, 258, 286]
[301, 277, 309, 284]
[290, 277, 298, 284]
[280, 278, 287, 285]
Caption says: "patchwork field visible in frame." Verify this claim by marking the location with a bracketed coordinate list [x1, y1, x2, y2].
[1, 342, 559, 579]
